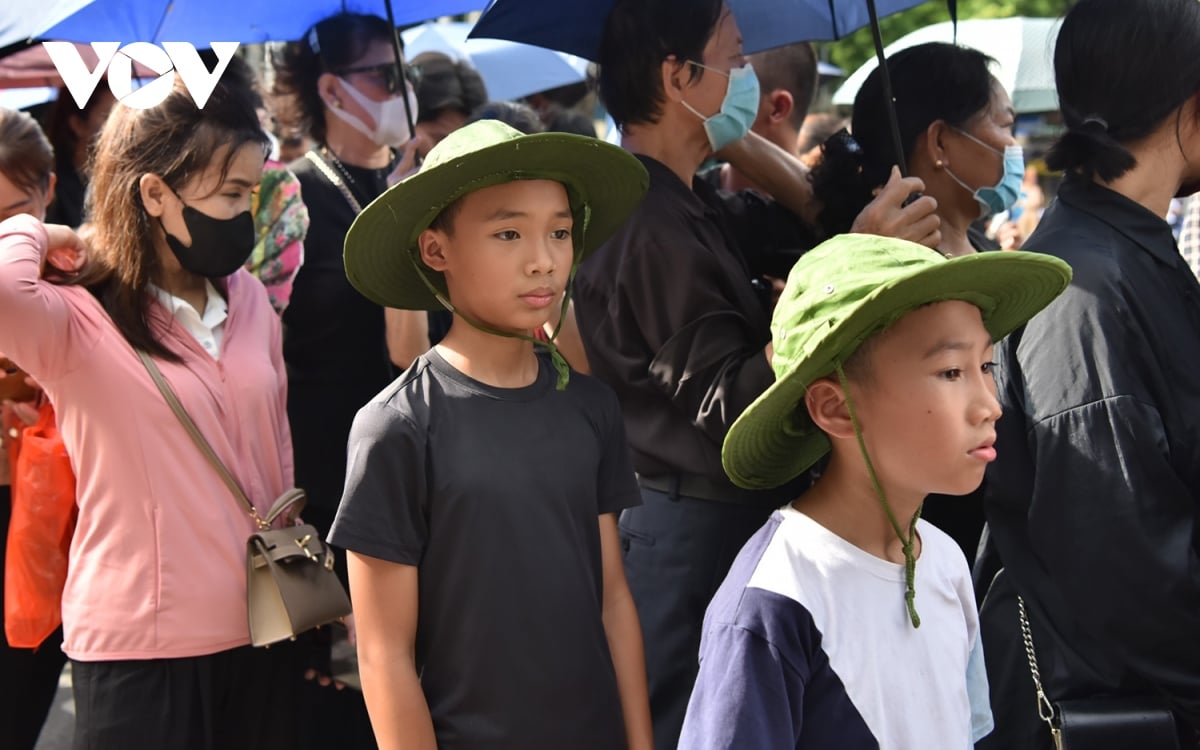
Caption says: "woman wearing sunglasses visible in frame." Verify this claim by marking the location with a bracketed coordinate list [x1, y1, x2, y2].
[272, 12, 425, 748]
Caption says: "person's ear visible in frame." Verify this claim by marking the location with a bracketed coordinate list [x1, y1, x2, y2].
[805, 377, 856, 440]
[660, 56, 691, 104]
[317, 72, 342, 110]
[419, 229, 450, 272]
[44, 173, 57, 207]
[138, 173, 172, 218]
[925, 119, 950, 170]
[768, 89, 794, 125]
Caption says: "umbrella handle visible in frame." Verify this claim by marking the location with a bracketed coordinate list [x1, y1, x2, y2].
[382, 0, 421, 166]
[866, 0, 908, 177]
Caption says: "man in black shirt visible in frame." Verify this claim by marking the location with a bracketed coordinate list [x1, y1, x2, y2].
[577, 1, 943, 747]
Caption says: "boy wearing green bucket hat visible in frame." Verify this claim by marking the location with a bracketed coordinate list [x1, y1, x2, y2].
[677, 234, 1071, 749]
[327, 120, 653, 749]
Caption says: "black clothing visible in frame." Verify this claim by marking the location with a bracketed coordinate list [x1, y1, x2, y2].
[574, 154, 815, 748]
[696, 164, 824, 280]
[71, 642, 303, 750]
[0, 486, 67, 750]
[575, 155, 806, 507]
[977, 175, 1200, 749]
[330, 350, 640, 750]
[44, 163, 85, 229]
[283, 152, 394, 513]
[619, 487, 780, 749]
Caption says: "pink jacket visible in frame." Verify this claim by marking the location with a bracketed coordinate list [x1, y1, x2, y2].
[0, 215, 293, 660]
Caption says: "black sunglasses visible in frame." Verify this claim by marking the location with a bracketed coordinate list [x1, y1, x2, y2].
[333, 61, 421, 95]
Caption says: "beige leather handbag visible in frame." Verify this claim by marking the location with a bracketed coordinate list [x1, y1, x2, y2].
[138, 351, 352, 647]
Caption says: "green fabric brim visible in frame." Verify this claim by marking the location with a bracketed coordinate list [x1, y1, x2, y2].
[722, 251, 1072, 490]
[344, 134, 648, 311]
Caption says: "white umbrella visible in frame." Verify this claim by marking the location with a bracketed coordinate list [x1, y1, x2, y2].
[402, 21, 589, 102]
[832, 17, 1062, 114]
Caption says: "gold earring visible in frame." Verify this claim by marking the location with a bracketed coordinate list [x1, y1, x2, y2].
[330, 99, 341, 109]
[935, 159, 944, 169]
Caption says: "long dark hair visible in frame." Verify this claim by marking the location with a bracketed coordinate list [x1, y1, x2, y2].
[71, 58, 268, 361]
[1046, 0, 1200, 182]
[811, 42, 996, 237]
[271, 13, 395, 144]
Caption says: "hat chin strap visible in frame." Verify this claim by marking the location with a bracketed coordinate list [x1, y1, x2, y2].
[412, 257, 575, 391]
[835, 362, 923, 628]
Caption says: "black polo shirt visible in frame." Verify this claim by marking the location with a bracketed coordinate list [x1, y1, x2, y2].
[574, 155, 814, 506]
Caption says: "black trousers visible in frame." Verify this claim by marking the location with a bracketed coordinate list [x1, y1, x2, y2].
[620, 487, 774, 750]
[72, 641, 304, 750]
[0, 484, 68, 750]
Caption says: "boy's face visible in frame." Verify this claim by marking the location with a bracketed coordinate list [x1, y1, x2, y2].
[842, 300, 1002, 498]
[421, 179, 574, 334]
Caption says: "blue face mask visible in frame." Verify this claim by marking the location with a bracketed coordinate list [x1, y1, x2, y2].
[680, 62, 760, 152]
[945, 128, 1024, 218]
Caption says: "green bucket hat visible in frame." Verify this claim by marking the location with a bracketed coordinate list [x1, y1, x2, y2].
[343, 119, 649, 311]
[722, 234, 1072, 492]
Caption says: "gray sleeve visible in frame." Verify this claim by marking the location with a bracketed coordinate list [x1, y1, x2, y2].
[327, 401, 427, 566]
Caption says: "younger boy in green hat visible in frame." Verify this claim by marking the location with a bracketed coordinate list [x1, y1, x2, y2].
[328, 120, 654, 750]
[677, 235, 1071, 749]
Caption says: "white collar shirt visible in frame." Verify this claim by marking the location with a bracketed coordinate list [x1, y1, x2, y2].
[148, 280, 228, 360]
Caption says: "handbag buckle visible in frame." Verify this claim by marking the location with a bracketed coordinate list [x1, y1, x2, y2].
[294, 534, 320, 563]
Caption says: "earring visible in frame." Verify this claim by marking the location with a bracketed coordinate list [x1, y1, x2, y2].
[329, 99, 342, 109]
[935, 159, 944, 169]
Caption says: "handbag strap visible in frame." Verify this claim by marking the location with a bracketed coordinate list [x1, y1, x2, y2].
[1018, 596, 1063, 736]
[136, 350, 270, 531]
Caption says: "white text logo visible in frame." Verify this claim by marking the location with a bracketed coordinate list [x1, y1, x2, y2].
[43, 42, 240, 110]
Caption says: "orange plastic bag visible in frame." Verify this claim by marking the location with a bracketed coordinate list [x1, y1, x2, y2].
[4, 401, 76, 648]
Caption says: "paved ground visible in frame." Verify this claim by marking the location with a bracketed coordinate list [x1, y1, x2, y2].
[33, 664, 72, 750]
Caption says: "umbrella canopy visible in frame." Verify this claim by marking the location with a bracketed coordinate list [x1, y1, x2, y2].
[401, 21, 589, 102]
[13, 0, 485, 46]
[469, 0, 930, 61]
[0, 0, 89, 49]
[832, 17, 1061, 114]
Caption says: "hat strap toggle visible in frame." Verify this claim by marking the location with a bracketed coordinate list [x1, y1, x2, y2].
[836, 363, 923, 628]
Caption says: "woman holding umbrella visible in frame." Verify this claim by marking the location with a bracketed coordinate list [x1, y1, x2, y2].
[573, 1, 942, 746]
[812, 42, 1022, 261]
[273, 13, 423, 546]
[272, 13, 425, 748]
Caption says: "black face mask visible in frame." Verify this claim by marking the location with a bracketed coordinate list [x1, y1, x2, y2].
[162, 203, 255, 279]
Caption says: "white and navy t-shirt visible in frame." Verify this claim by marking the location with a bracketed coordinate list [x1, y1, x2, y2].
[679, 506, 993, 750]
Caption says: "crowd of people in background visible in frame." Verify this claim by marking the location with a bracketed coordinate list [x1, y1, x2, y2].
[1, 0, 1199, 748]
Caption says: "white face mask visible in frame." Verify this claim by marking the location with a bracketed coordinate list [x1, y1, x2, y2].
[329, 77, 418, 147]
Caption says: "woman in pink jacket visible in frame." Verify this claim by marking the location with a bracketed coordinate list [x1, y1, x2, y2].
[0, 60, 302, 750]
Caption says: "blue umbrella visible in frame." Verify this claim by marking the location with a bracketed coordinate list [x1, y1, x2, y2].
[23, 0, 485, 46]
[11, 0, 487, 143]
[469, 0, 930, 61]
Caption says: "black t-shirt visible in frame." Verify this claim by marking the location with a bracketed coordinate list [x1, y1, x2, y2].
[329, 349, 640, 749]
[282, 152, 395, 513]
